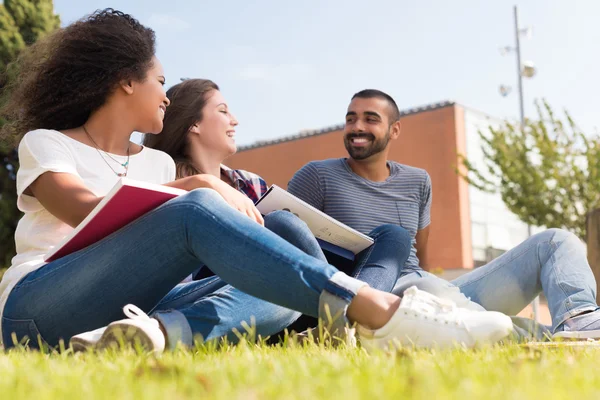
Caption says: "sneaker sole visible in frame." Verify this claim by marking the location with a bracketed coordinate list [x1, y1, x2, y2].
[71, 321, 159, 352]
[70, 336, 96, 352]
[97, 321, 158, 352]
[553, 329, 600, 340]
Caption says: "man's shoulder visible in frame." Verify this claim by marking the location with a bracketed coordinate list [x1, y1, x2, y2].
[302, 158, 344, 172]
[296, 158, 344, 175]
[303, 158, 344, 169]
[390, 161, 430, 183]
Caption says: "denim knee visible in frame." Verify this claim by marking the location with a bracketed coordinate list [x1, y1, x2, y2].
[368, 224, 411, 245]
[168, 188, 233, 224]
[533, 228, 583, 249]
[264, 210, 310, 236]
[178, 188, 224, 205]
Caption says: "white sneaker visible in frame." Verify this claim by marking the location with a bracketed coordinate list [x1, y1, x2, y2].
[70, 304, 165, 353]
[357, 286, 513, 351]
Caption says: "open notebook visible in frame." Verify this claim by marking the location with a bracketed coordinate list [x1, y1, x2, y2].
[255, 185, 374, 260]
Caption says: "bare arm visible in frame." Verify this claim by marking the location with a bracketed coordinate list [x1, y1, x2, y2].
[28, 172, 103, 228]
[415, 226, 430, 271]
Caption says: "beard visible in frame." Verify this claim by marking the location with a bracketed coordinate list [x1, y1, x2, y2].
[344, 129, 391, 160]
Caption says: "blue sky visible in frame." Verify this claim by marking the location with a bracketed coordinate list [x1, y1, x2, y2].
[54, 0, 599, 146]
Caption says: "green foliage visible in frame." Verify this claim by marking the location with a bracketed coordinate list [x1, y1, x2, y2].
[0, 0, 60, 268]
[0, 6, 25, 72]
[3, 0, 60, 46]
[459, 100, 599, 239]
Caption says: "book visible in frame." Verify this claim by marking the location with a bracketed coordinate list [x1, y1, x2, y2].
[45, 178, 186, 262]
[255, 185, 374, 260]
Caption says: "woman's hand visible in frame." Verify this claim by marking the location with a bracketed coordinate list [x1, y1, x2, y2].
[209, 178, 265, 226]
[165, 174, 265, 225]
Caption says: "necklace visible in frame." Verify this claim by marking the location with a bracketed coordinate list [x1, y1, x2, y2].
[83, 125, 130, 177]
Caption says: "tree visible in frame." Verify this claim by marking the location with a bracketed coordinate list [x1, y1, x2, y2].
[459, 100, 600, 239]
[0, 0, 60, 268]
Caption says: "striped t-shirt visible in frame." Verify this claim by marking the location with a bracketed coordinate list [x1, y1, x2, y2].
[288, 158, 431, 269]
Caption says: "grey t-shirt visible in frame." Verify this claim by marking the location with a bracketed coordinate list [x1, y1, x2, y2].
[288, 158, 431, 269]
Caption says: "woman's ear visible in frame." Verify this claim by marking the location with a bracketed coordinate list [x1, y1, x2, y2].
[120, 79, 135, 95]
[189, 124, 201, 135]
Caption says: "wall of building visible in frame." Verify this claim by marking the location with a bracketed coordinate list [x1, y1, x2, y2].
[463, 108, 532, 265]
[227, 104, 474, 270]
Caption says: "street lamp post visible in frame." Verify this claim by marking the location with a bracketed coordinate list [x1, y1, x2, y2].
[514, 6, 526, 136]
[499, 5, 540, 322]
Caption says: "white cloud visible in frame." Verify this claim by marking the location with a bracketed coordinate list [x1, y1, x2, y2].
[147, 14, 191, 32]
[235, 63, 314, 83]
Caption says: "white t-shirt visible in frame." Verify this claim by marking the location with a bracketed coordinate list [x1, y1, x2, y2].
[0, 129, 176, 337]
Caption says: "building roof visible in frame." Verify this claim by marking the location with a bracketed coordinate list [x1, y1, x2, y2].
[238, 100, 456, 151]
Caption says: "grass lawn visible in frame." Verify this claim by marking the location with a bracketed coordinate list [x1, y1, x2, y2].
[1, 341, 599, 399]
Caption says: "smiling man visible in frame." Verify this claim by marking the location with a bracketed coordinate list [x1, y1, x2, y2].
[288, 89, 432, 278]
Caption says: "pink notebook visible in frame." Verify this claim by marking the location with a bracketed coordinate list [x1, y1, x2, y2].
[45, 178, 187, 262]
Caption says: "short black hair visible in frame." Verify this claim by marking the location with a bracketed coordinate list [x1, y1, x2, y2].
[351, 89, 400, 123]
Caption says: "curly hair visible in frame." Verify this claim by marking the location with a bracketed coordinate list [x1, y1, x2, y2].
[144, 79, 219, 178]
[0, 8, 156, 144]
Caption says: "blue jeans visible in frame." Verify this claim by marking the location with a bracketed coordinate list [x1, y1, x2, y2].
[263, 211, 411, 334]
[2, 189, 366, 349]
[264, 210, 412, 292]
[393, 228, 598, 337]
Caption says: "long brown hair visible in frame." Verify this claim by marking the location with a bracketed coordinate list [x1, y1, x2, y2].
[144, 79, 219, 178]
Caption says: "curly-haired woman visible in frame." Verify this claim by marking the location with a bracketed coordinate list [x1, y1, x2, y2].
[0, 9, 512, 352]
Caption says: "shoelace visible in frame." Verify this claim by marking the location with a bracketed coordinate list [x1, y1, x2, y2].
[419, 291, 458, 314]
[435, 298, 457, 313]
[415, 292, 471, 333]
[122, 304, 159, 327]
[428, 295, 473, 339]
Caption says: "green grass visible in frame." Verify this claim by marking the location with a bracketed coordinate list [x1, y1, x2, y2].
[1, 341, 600, 399]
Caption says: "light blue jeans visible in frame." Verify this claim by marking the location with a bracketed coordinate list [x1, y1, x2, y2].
[2, 189, 366, 349]
[393, 228, 598, 338]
